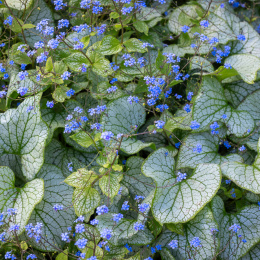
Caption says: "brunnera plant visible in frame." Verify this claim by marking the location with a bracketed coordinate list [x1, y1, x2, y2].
[0, 0, 260, 259]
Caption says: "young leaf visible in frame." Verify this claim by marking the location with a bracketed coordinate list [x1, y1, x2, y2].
[97, 35, 123, 55]
[124, 38, 147, 53]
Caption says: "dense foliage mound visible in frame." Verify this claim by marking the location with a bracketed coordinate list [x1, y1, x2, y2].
[0, 0, 260, 259]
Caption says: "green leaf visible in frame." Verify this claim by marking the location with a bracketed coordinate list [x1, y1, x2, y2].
[241, 244, 260, 260]
[70, 131, 95, 148]
[64, 52, 90, 72]
[26, 164, 75, 251]
[133, 20, 149, 35]
[165, 223, 184, 236]
[122, 157, 154, 200]
[156, 50, 171, 75]
[224, 54, 260, 84]
[52, 86, 70, 102]
[56, 250, 68, 260]
[80, 35, 90, 49]
[142, 148, 221, 224]
[190, 56, 214, 73]
[110, 12, 119, 19]
[97, 81, 124, 100]
[210, 196, 260, 259]
[5, 0, 33, 10]
[193, 76, 255, 137]
[92, 56, 113, 77]
[96, 213, 138, 244]
[53, 61, 68, 75]
[124, 38, 147, 53]
[99, 172, 122, 200]
[157, 207, 218, 259]
[0, 94, 48, 180]
[224, 80, 260, 108]
[0, 166, 44, 235]
[22, 23, 36, 29]
[176, 130, 243, 169]
[101, 96, 154, 154]
[20, 0, 54, 47]
[64, 168, 98, 188]
[168, 5, 202, 34]
[7, 71, 49, 107]
[10, 17, 23, 33]
[97, 36, 123, 55]
[45, 139, 97, 177]
[221, 138, 260, 193]
[136, 7, 161, 21]
[73, 187, 100, 216]
[45, 57, 53, 72]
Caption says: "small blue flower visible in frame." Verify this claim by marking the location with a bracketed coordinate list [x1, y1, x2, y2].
[96, 205, 109, 215]
[61, 71, 71, 80]
[237, 34, 246, 41]
[190, 121, 200, 130]
[112, 213, 124, 223]
[193, 144, 202, 153]
[155, 120, 165, 129]
[200, 20, 210, 28]
[101, 131, 114, 141]
[181, 25, 190, 33]
[66, 89, 75, 97]
[239, 145, 246, 152]
[168, 240, 178, 249]
[46, 101, 54, 108]
[134, 222, 144, 231]
[121, 201, 129, 210]
[190, 237, 201, 247]
[176, 172, 187, 182]
[53, 204, 63, 211]
[4, 16, 13, 26]
[90, 219, 99, 225]
[229, 224, 241, 233]
[100, 228, 112, 240]
[75, 238, 88, 249]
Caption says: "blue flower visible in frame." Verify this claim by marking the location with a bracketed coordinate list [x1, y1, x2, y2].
[134, 222, 144, 231]
[46, 101, 54, 108]
[54, 0, 67, 10]
[75, 223, 85, 233]
[181, 25, 190, 33]
[193, 144, 202, 153]
[26, 254, 37, 260]
[210, 122, 219, 135]
[190, 237, 201, 247]
[90, 219, 99, 225]
[17, 87, 28, 96]
[224, 141, 231, 149]
[58, 19, 69, 29]
[225, 179, 231, 184]
[47, 39, 59, 49]
[224, 63, 232, 69]
[200, 20, 210, 27]
[121, 201, 129, 210]
[100, 228, 112, 240]
[112, 213, 124, 223]
[237, 34, 246, 41]
[176, 172, 187, 182]
[155, 120, 165, 129]
[138, 203, 150, 213]
[175, 142, 181, 149]
[184, 104, 191, 113]
[239, 145, 246, 152]
[229, 224, 241, 233]
[107, 85, 117, 93]
[18, 71, 29, 81]
[190, 121, 200, 130]
[101, 131, 114, 141]
[75, 238, 88, 249]
[168, 240, 178, 249]
[66, 89, 75, 97]
[121, 6, 133, 15]
[4, 16, 13, 26]
[125, 243, 133, 252]
[96, 205, 109, 215]
[53, 204, 63, 211]
[62, 71, 71, 80]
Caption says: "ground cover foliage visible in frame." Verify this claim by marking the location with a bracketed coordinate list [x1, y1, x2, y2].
[0, 0, 260, 259]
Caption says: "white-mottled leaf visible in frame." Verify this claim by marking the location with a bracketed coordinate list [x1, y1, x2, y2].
[210, 196, 260, 260]
[5, 0, 33, 10]
[136, 7, 161, 21]
[193, 76, 255, 137]
[142, 148, 221, 224]
[190, 56, 214, 73]
[157, 207, 219, 260]
[177, 131, 243, 169]
[221, 138, 260, 193]
[44, 139, 97, 177]
[0, 166, 44, 235]
[241, 244, 260, 260]
[73, 187, 100, 216]
[101, 96, 153, 154]
[0, 94, 48, 180]
[26, 164, 75, 251]
[122, 157, 154, 200]
[225, 54, 260, 84]
[224, 81, 260, 108]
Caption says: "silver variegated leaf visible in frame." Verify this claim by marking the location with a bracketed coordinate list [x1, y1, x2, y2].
[0, 166, 44, 235]
[0, 94, 48, 180]
[142, 148, 221, 224]
[211, 196, 260, 260]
